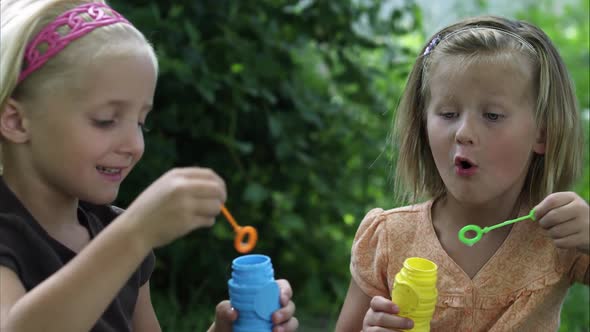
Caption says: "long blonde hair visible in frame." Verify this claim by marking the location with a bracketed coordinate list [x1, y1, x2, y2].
[0, 0, 158, 174]
[393, 16, 583, 205]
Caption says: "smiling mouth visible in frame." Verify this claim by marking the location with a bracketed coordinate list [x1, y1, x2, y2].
[96, 166, 122, 175]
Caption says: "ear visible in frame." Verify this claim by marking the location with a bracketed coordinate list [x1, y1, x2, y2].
[0, 98, 31, 144]
[533, 127, 546, 155]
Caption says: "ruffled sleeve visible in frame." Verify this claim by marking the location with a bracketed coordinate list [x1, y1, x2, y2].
[567, 251, 589, 285]
[350, 208, 390, 297]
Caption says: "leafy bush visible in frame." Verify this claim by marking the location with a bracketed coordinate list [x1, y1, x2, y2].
[110, 0, 588, 329]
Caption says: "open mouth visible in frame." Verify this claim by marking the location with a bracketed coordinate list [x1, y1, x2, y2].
[454, 157, 477, 171]
[96, 166, 122, 175]
[459, 160, 473, 169]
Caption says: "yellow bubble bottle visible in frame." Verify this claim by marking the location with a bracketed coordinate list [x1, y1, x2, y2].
[391, 257, 438, 331]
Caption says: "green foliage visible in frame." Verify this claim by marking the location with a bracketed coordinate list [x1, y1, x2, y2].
[109, 0, 588, 330]
[517, 0, 590, 109]
[513, 1, 590, 329]
[111, 0, 420, 328]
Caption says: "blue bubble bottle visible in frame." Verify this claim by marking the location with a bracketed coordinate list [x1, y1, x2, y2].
[228, 254, 280, 332]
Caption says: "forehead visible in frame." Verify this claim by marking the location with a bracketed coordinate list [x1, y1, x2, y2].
[72, 52, 157, 103]
[426, 52, 536, 102]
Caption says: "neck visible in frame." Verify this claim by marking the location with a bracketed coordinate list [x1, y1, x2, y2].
[433, 191, 526, 228]
[2, 167, 79, 228]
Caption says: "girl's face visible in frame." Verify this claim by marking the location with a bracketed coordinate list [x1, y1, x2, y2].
[25, 52, 157, 204]
[425, 53, 545, 206]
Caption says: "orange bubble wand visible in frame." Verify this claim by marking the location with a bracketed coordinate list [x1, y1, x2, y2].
[221, 204, 258, 253]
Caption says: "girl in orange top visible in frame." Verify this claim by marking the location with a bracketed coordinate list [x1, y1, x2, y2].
[336, 16, 589, 332]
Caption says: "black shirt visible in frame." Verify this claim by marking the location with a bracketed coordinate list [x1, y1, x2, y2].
[0, 177, 155, 332]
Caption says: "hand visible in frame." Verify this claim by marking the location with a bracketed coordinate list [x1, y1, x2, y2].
[363, 296, 414, 332]
[208, 279, 299, 332]
[208, 300, 236, 332]
[271, 279, 298, 332]
[535, 192, 589, 254]
[123, 167, 227, 249]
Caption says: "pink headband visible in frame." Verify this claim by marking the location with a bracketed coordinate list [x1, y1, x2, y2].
[18, 2, 130, 84]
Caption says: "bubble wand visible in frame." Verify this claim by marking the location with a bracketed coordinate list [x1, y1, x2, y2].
[221, 204, 258, 253]
[458, 209, 536, 246]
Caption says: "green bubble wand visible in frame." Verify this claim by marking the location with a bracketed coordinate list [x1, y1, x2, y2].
[458, 209, 536, 246]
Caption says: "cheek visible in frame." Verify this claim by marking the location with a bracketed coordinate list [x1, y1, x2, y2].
[425, 115, 439, 144]
[486, 136, 535, 171]
[136, 142, 145, 160]
[426, 112, 454, 139]
[426, 119, 451, 155]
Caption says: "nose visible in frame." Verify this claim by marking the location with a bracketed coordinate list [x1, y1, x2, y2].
[117, 122, 145, 160]
[455, 115, 477, 145]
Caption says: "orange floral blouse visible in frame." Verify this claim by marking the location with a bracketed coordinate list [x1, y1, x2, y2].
[350, 200, 589, 332]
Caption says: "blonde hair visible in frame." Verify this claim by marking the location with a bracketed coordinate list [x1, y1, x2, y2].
[393, 16, 583, 205]
[0, 0, 158, 175]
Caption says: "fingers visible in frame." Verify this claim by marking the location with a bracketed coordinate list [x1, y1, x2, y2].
[125, 166, 229, 248]
[170, 169, 227, 220]
[370, 296, 398, 314]
[188, 199, 226, 218]
[362, 296, 414, 331]
[273, 279, 297, 330]
[535, 192, 587, 233]
[183, 177, 226, 203]
[272, 300, 296, 325]
[545, 218, 579, 239]
[548, 221, 590, 250]
[363, 308, 414, 331]
[534, 192, 589, 253]
[171, 167, 225, 184]
[276, 279, 293, 306]
[213, 300, 238, 332]
[534, 192, 577, 223]
[212, 295, 297, 332]
[537, 202, 578, 230]
[168, 167, 227, 202]
[272, 315, 299, 332]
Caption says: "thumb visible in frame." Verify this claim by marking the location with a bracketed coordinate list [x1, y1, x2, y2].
[212, 300, 238, 332]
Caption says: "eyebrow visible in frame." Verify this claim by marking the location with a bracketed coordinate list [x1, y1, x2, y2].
[100, 100, 153, 112]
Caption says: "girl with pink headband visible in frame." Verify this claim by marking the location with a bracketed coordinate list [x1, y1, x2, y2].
[0, 1, 298, 331]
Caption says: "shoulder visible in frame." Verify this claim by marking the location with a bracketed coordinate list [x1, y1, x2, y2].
[381, 202, 430, 223]
[355, 201, 430, 238]
[0, 212, 45, 249]
[0, 213, 39, 259]
[349, 202, 431, 297]
[352, 201, 431, 255]
[0, 213, 61, 288]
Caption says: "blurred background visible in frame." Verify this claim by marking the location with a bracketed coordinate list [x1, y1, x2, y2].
[109, 0, 589, 330]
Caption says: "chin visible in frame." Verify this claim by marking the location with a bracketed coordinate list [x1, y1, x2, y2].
[448, 190, 488, 205]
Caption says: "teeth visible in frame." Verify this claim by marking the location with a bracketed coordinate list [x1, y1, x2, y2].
[97, 166, 120, 174]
